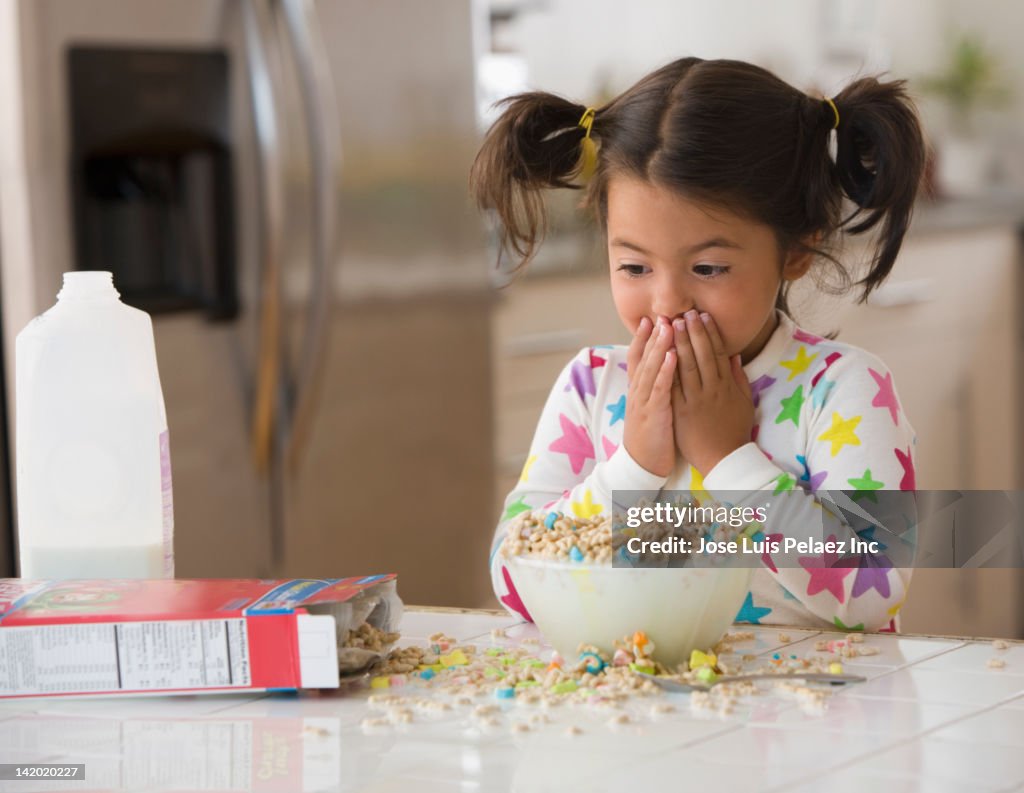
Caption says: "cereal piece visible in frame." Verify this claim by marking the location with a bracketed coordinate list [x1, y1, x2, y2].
[847, 633, 864, 643]
[778, 633, 791, 643]
[606, 713, 631, 729]
[650, 702, 676, 716]
[689, 650, 717, 670]
[628, 662, 655, 675]
[856, 646, 880, 656]
[992, 639, 1009, 651]
[565, 725, 583, 737]
[695, 666, 717, 685]
[987, 658, 1006, 669]
[360, 717, 391, 735]
[828, 662, 843, 675]
[387, 708, 414, 724]
[490, 627, 507, 639]
[388, 675, 406, 687]
[495, 686, 516, 699]
[419, 668, 436, 681]
[440, 650, 469, 667]
[369, 676, 390, 689]
[476, 716, 501, 729]
[511, 722, 531, 734]
[578, 651, 606, 674]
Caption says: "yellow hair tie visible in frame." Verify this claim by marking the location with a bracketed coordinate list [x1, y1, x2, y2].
[824, 97, 840, 130]
[577, 106, 598, 182]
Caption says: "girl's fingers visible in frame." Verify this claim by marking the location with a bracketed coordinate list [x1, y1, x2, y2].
[627, 316, 652, 377]
[673, 318, 702, 396]
[686, 311, 724, 382]
[731, 354, 752, 401]
[651, 347, 676, 403]
[700, 313, 730, 378]
[636, 319, 672, 400]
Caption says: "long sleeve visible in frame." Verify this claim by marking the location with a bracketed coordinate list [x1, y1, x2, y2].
[489, 347, 666, 620]
[704, 348, 917, 632]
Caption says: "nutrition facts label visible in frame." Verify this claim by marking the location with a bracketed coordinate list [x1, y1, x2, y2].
[0, 619, 251, 696]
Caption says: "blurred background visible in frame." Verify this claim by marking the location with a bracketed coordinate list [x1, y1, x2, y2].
[0, 0, 1021, 637]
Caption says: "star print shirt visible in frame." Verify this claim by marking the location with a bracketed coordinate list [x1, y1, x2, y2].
[490, 309, 917, 632]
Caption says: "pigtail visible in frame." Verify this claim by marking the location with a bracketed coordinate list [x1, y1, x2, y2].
[469, 93, 596, 271]
[831, 78, 926, 301]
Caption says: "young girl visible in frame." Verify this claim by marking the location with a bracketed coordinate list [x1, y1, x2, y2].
[471, 57, 924, 632]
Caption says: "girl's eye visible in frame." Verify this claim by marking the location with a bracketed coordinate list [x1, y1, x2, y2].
[617, 264, 649, 277]
[694, 264, 729, 278]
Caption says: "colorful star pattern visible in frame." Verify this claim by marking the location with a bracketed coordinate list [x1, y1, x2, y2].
[811, 352, 842, 388]
[773, 473, 796, 494]
[780, 346, 818, 381]
[749, 374, 777, 408]
[796, 454, 828, 491]
[492, 325, 914, 633]
[818, 412, 861, 457]
[794, 328, 824, 345]
[571, 488, 603, 519]
[810, 377, 836, 409]
[502, 497, 530, 521]
[851, 552, 893, 598]
[895, 446, 916, 491]
[548, 414, 595, 474]
[565, 360, 596, 401]
[735, 591, 772, 624]
[800, 538, 855, 602]
[848, 468, 884, 502]
[499, 567, 532, 621]
[775, 385, 804, 426]
[606, 395, 626, 425]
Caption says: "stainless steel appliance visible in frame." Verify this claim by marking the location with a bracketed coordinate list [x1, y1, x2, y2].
[0, 0, 497, 606]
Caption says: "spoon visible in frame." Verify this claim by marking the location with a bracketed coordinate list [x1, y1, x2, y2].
[633, 670, 866, 693]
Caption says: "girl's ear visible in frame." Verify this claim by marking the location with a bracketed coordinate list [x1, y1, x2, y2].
[781, 233, 820, 282]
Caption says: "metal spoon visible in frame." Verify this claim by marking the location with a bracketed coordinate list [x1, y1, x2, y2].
[633, 670, 866, 693]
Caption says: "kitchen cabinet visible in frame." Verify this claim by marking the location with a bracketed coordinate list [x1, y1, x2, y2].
[789, 224, 1024, 639]
[491, 270, 629, 512]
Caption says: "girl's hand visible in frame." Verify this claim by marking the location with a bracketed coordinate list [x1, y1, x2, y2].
[623, 316, 678, 478]
[671, 311, 754, 477]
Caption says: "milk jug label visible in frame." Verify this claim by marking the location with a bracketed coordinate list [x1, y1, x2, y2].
[160, 430, 175, 577]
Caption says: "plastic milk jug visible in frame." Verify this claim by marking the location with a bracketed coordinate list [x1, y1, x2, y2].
[15, 271, 174, 578]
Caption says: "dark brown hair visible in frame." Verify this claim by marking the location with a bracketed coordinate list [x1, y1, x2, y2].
[469, 57, 926, 316]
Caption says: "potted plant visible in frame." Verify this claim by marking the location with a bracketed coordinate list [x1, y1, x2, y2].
[918, 33, 1012, 197]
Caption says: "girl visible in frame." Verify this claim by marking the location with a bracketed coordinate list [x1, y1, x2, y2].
[471, 57, 924, 632]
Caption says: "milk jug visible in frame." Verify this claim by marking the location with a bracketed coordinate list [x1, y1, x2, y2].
[16, 271, 174, 578]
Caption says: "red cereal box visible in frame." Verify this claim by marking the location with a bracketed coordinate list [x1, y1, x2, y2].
[0, 576, 400, 699]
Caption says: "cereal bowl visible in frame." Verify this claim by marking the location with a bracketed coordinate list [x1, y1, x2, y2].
[503, 555, 753, 667]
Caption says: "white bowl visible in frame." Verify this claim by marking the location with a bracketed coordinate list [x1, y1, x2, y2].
[504, 555, 753, 667]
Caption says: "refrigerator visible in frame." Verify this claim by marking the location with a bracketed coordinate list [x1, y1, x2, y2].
[0, 0, 498, 607]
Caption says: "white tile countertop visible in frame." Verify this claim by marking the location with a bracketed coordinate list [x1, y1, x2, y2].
[1, 608, 1023, 792]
